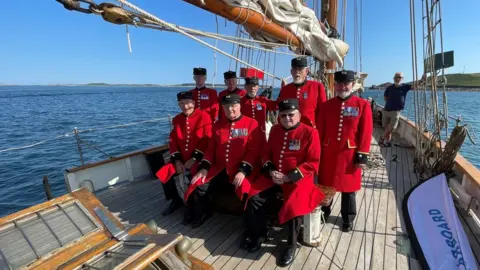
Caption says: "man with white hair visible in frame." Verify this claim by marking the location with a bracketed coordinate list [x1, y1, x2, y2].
[277, 57, 327, 129]
[380, 72, 412, 147]
[317, 70, 373, 232]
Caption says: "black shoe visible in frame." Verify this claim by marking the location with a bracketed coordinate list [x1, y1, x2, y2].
[247, 235, 266, 253]
[342, 222, 353, 232]
[240, 234, 251, 250]
[182, 209, 194, 225]
[278, 246, 295, 267]
[191, 212, 211, 228]
[162, 200, 182, 216]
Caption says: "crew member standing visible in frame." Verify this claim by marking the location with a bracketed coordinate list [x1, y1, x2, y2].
[188, 94, 263, 227]
[190, 67, 219, 122]
[218, 71, 247, 123]
[156, 91, 212, 220]
[277, 57, 327, 129]
[317, 70, 373, 232]
[240, 77, 277, 138]
[244, 99, 325, 267]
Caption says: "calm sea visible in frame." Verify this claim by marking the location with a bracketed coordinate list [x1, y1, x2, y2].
[0, 86, 478, 216]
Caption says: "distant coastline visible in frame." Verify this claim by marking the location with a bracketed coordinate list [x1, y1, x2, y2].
[368, 72, 480, 92]
[0, 83, 229, 88]
[2, 72, 480, 91]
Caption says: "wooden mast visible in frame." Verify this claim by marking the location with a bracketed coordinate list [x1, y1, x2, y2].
[322, 0, 338, 97]
[182, 0, 305, 52]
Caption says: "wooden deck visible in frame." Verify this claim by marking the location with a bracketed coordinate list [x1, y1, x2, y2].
[94, 127, 479, 269]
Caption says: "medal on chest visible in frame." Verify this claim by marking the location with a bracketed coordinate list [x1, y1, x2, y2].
[231, 128, 248, 138]
[303, 92, 308, 99]
[200, 94, 209, 100]
[288, 139, 301, 151]
[256, 103, 263, 110]
[343, 106, 359, 117]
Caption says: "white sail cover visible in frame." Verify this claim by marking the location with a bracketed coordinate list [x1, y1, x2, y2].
[223, 0, 348, 66]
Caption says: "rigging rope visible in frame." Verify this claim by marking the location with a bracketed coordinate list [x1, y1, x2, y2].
[116, 0, 283, 80]
[0, 116, 170, 154]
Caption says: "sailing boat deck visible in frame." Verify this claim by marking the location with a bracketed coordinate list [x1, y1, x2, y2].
[93, 127, 476, 269]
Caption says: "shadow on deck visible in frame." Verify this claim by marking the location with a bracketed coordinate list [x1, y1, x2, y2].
[93, 126, 424, 269]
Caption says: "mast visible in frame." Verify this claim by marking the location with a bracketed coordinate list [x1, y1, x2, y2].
[182, 0, 305, 52]
[321, 0, 338, 97]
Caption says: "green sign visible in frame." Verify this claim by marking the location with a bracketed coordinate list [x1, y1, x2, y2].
[424, 50, 454, 73]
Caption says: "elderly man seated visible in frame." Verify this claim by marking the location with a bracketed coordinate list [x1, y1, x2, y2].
[243, 98, 325, 267]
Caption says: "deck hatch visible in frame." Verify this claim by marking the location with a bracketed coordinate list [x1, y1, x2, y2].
[0, 201, 100, 269]
[77, 242, 156, 270]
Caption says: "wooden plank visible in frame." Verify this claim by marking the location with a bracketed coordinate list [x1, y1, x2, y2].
[97, 179, 157, 204]
[300, 193, 340, 269]
[334, 133, 380, 270]
[328, 176, 368, 269]
[189, 215, 236, 255]
[457, 209, 480, 268]
[247, 228, 285, 270]
[383, 144, 398, 270]
[355, 149, 383, 270]
[203, 225, 244, 265]
[394, 145, 410, 269]
[400, 146, 423, 269]
[192, 219, 242, 261]
[315, 194, 344, 269]
[370, 160, 388, 270]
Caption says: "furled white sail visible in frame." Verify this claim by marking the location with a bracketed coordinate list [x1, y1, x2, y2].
[222, 0, 349, 66]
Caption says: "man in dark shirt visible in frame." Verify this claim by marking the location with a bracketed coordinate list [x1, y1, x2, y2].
[380, 72, 412, 147]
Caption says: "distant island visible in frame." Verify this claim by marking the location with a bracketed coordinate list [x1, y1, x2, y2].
[55, 83, 230, 88]
[369, 73, 480, 91]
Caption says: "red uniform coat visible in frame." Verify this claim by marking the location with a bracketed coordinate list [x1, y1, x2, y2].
[156, 109, 212, 184]
[190, 86, 219, 122]
[184, 115, 263, 201]
[247, 123, 325, 225]
[240, 95, 277, 135]
[317, 95, 373, 192]
[277, 80, 327, 128]
[218, 88, 247, 123]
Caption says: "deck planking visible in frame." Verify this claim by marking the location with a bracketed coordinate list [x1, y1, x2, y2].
[96, 127, 479, 269]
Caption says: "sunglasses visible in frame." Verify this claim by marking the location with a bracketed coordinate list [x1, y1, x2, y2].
[279, 113, 296, 118]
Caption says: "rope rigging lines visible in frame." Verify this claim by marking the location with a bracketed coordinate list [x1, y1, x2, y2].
[0, 116, 170, 154]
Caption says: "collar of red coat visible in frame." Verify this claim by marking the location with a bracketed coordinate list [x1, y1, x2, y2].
[245, 94, 257, 99]
[336, 93, 354, 101]
[281, 122, 301, 131]
[181, 109, 198, 118]
[293, 80, 307, 87]
[228, 114, 243, 123]
[195, 86, 206, 90]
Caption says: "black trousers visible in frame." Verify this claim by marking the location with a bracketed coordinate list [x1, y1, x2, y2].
[321, 192, 356, 224]
[245, 185, 303, 248]
[188, 169, 234, 218]
[162, 176, 182, 203]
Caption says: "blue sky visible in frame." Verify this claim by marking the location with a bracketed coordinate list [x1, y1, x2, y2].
[0, 0, 478, 85]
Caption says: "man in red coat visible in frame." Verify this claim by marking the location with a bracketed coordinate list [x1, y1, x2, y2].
[277, 57, 327, 129]
[240, 77, 277, 138]
[243, 99, 325, 267]
[189, 94, 263, 227]
[155, 91, 212, 221]
[189, 67, 219, 122]
[317, 70, 373, 232]
[218, 71, 247, 123]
